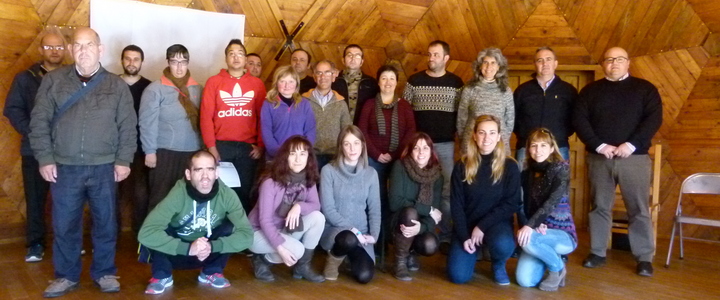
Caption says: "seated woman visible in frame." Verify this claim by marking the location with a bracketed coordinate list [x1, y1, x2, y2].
[389, 132, 443, 281]
[447, 115, 521, 285]
[319, 125, 381, 284]
[516, 128, 577, 291]
[261, 65, 317, 160]
[248, 135, 325, 282]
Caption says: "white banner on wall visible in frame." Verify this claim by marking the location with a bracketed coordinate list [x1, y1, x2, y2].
[90, 0, 245, 84]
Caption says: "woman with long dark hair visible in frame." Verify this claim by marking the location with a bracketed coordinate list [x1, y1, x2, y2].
[389, 132, 443, 281]
[516, 128, 577, 291]
[319, 125, 381, 284]
[447, 115, 521, 285]
[248, 135, 325, 282]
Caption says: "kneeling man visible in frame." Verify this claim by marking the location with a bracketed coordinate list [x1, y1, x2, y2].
[138, 150, 253, 294]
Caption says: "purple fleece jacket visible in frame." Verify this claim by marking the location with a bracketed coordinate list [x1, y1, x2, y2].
[248, 178, 321, 248]
[260, 97, 317, 160]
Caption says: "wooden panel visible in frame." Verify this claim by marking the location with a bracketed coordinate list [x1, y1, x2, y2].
[558, 0, 710, 61]
[404, 0, 540, 62]
[376, 0, 433, 34]
[687, 0, 720, 32]
[298, 0, 390, 48]
[503, 0, 592, 65]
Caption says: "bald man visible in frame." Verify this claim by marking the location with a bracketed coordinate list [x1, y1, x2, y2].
[3, 32, 65, 264]
[573, 47, 662, 277]
[29, 27, 137, 297]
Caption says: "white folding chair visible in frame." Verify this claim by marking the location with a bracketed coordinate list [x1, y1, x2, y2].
[665, 173, 720, 267]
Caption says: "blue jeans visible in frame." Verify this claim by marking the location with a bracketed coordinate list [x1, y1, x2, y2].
[446, 223, 515, 284]
[434, 141, 455, 242]
[52, 163, 117, 282]
[516, 229, 576, 287]
[515, 147, 570, 169]
[150, 219, 234, 279]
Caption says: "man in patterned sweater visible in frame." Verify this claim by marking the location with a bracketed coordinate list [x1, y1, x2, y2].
[402, 40, 464, 247]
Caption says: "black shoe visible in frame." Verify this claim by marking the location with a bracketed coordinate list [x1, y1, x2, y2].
[561, 255, 569, 263]
[636, 261, 653, 277]
[582, 254, 606, 268]
[439, 242, 450, 256]
[510, 246, 522, 259]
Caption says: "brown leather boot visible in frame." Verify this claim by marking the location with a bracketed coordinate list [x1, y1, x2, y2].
[539, 268, 567, 291]
[323, 251, 345, 280]
[394, 233, 413, 281]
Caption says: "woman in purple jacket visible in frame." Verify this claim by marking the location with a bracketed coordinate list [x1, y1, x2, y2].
[261, 66, 317, 160]
[247, 136, 325, 283]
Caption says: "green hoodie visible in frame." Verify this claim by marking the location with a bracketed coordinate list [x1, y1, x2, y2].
[138, 179, 253, 256]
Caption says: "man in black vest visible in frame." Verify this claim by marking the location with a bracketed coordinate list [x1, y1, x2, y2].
[331, 44, 379, 124]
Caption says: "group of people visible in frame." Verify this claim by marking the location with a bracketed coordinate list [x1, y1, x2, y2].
[3, 25, 662, 298]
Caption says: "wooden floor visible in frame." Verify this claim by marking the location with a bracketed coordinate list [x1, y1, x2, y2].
[1, 231, 718, 299]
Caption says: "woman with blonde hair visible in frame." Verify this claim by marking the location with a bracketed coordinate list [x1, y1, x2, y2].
[447, 115, 521, 285]
[516, 128, 576, 291]
[261, 65, 316, 160]
[457, 48, 514, 154]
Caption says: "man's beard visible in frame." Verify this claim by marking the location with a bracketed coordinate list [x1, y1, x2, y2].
[124, 66, 140, 76]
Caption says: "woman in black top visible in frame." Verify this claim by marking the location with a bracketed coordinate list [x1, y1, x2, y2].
[447, 115, 521, 285]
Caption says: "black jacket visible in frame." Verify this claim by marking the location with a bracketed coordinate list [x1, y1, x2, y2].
[3, 63, 45, 156]
[513, 76, 577, 149]
[331, 71, 379, 124]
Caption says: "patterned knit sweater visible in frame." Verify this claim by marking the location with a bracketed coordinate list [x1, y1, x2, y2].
[457, 80, 514, 153]
[519, 160, 577, 242]
[402, 71, 463, 143]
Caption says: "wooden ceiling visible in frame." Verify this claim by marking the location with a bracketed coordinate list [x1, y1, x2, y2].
[1, 0, 720, 240]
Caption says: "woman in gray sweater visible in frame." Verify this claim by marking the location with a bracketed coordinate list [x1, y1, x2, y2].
[319, 125, 381, 284]
[457, 47, 514, 154]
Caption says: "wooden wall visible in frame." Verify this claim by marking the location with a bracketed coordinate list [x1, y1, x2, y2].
[1, 0, 720, 242]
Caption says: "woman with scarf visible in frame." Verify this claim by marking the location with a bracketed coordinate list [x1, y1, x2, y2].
[247, 136, 326, 283]
[447, 115, 521, 285]
[357, 64, 416, 229]
[516, 128, 577, 291]
[320, 125, 381, 284]
[139, 44, 203, 210]
[389, 132, 443, 281]
[261, 65, 317, 161]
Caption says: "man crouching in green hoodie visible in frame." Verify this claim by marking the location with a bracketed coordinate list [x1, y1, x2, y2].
[138, 150, 253, 294]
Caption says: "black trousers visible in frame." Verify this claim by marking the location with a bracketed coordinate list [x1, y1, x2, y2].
[22, 155, 50, 248]
[148, 149, 195, 210]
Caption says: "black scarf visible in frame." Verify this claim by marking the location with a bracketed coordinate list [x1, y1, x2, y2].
[185, 180, 220, 204]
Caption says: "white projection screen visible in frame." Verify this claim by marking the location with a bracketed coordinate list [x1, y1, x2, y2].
[90, 0, 245, 84]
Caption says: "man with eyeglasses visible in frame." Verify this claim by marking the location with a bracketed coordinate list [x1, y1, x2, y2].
[200, 39, 267, 213]
[29, 27, 137, 297]
[292, 49, 316, 94]
[402, 40, 463, 251]
[118, 44, 152, 232]
[574, 47, 662, 277]
[302, 59, 351, 170]
[332, 44, 379, 124]
[139, 44, 203, 214]
[3, 32, 66, 264]
[513, 46, 577, 163]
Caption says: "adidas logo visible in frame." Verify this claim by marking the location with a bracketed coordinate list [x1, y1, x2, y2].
[218, 83, 255, 118]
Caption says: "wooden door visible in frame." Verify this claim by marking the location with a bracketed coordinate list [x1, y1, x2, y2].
[508, 70, 595, 229]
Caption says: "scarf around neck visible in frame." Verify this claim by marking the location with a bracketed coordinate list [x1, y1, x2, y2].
[277, 170, 308, 218]
[375, 93, 401, 152]
[163, 67, 199, 133]
[402, 156, 441, 205]
[344, 70, 362, 116]
[185, 180, 220, 204]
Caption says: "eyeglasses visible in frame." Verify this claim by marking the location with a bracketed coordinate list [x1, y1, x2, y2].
[42, 45, 65, 51]
[345, 53, 363, 60]
[314, 70, 334, 77]
[169, 60, 189, 67]
[602, 56, 628, 64]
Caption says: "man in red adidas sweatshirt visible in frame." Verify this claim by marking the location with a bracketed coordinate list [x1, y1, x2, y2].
[200, 39, 267, 213]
